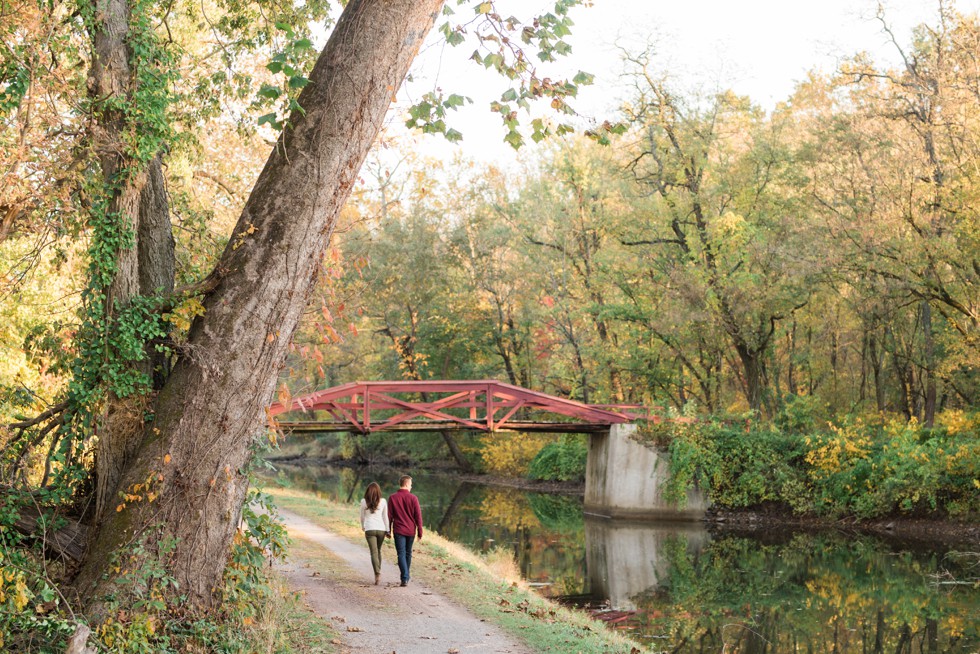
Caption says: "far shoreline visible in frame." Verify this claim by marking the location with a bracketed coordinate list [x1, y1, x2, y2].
[263, 456, 980, 548]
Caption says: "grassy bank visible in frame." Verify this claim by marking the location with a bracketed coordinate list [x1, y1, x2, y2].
[271, 577, 344, 654]
[264, 484, 646, 654]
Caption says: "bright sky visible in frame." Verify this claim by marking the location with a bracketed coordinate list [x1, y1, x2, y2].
[399, 0, 980, 166]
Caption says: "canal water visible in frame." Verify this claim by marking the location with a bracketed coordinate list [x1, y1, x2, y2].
[264, 463, 980, 653]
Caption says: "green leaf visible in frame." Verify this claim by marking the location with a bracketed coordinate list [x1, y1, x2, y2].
[288, 75, 309, 89]
[257, 112, 279, 128]
[257, 84, 281, 100]
[440, 22, 466, 46]
[414, 101, 432, 119]
[476, 2, 492, 14]
[483, 53, 504, 69]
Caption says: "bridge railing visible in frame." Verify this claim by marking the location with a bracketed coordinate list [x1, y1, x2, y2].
[268, 380, 655, 434]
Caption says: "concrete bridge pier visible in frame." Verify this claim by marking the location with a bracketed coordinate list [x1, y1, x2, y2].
[584, 423, 708, 520]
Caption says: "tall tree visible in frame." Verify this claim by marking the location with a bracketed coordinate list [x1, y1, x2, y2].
[1, 0, 592, 626]
[74, 0, 448, 610]
[804, 7, 980, 420]
[521, 141, 631, 402]
[621, 55, 813, 414]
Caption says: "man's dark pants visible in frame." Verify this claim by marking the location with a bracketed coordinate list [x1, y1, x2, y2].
[393, 533, 415, 584]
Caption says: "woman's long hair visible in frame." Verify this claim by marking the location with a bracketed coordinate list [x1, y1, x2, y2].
[364, 482, 382, 513]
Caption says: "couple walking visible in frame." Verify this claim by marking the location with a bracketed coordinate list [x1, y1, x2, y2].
[359, 475, 423, 587]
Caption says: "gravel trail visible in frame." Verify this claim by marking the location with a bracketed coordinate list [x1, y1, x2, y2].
[277, 509, 534, 654]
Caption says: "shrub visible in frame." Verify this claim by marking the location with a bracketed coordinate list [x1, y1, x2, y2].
[661, 411, 980, 520]
[664, 416, 805, 509]
[480, 432, 551, 476]
[527, 436, 588, 482]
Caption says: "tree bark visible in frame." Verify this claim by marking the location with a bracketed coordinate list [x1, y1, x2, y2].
[93, 157, 174, 523]
[868, 331, 885, 412]
[74, 0, 444, 611]
[87, 0, 177, 525]
[735, 343, 764, 414]
[439, 430, 472, 472]
[920, 301, 937, 427]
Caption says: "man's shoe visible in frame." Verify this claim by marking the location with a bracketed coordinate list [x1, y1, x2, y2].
[374, 573, 380, 585]
[399, 581, 407, 587]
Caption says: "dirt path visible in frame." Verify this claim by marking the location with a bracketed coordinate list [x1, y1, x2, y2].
[277, 509, 534, 654]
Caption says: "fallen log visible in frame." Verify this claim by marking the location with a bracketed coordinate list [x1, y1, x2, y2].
[12, 502, 88, 564]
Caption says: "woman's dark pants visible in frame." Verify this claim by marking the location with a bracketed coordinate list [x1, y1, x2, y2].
[364, 530, 386, 575]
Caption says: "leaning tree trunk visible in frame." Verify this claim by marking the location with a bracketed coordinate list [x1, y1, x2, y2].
[74, 0, 444, 611]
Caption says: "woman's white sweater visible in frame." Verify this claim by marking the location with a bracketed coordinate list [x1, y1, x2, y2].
[360, 497, 390, 532]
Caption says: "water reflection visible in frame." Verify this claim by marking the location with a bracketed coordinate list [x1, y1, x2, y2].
[263, 464, 979, 652]
[631, 533, 980, 654]
[584, 518, 708, 611]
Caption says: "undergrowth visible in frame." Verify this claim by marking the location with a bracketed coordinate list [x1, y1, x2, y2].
[642, 406, 980, 520]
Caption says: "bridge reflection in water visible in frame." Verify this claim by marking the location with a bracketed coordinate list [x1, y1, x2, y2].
[583, 517, 708, 611]
[265, 464, 979, 653]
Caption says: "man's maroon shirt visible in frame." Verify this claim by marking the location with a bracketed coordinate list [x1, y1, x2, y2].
[387, 488, 423, 538]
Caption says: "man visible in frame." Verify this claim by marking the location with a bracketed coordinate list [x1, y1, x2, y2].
[387, 475, 423, 586]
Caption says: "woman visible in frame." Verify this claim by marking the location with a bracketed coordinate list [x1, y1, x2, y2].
[359, 482, 390, 585]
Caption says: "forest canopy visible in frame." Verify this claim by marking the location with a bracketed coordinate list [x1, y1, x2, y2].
[286, 7, 980, 424]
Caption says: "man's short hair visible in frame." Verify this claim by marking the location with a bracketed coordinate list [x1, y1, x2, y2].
[399, 475, 412, 487]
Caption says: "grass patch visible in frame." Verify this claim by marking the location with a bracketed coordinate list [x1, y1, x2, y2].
[265, 485, 646, 654]
[273, 581, 344, 654]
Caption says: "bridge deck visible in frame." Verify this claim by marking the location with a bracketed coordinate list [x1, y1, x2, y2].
[274, 420, 614, 434]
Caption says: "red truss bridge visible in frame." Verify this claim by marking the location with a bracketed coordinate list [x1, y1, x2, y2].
[268, 380, 652, 434]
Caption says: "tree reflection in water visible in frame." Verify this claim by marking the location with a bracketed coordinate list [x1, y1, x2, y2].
[264, 464, 978, 653]
[625, 534, 979, 653]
